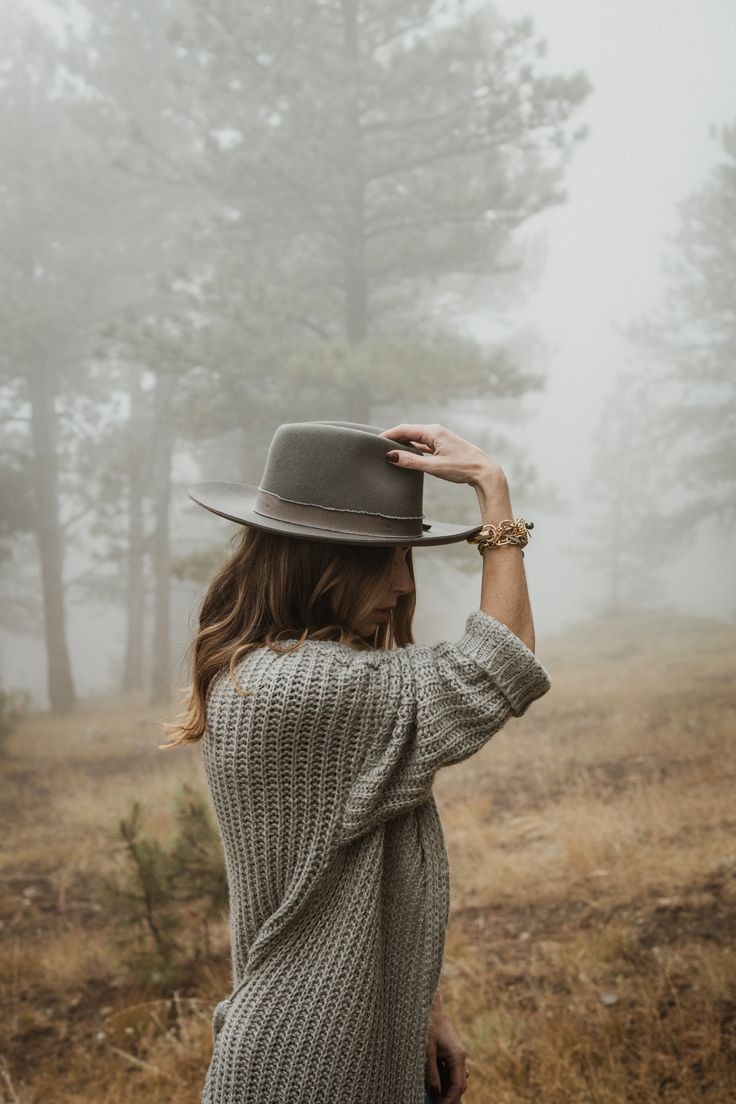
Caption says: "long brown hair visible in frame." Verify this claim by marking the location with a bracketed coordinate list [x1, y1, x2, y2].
[160, 525, 416, 749]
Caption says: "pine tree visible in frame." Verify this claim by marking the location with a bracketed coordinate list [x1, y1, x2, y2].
[624, 120, 736, 533]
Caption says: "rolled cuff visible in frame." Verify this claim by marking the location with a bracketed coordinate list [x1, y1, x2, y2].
[455, 608, 552, 716]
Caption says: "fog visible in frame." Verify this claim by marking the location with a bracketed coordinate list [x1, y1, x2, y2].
[1, 0, 734, 710]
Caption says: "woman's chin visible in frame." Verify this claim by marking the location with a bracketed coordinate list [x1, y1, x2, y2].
[355, 609, 391, 638]
[357, 619, 380, 638]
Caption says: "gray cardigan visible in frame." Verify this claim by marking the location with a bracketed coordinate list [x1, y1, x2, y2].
[200, 608, 552, 1104]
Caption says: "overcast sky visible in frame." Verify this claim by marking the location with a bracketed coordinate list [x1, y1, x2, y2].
[455, 0, 736, 631]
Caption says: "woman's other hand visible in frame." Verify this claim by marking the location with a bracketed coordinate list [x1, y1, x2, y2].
[424, 993, 469, 1103]
[380, 422, 505, 488]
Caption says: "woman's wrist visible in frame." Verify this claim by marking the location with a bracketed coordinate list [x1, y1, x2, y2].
[474, 472, 514, 525]
[468, 460, 507, 490]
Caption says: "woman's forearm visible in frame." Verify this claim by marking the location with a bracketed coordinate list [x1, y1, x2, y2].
[472, 471, 536, 653]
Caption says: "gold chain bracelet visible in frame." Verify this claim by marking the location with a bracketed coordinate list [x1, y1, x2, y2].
[466, 517, 533, 557]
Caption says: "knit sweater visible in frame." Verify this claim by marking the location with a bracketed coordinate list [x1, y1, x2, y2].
[200, 608, 552, 1104]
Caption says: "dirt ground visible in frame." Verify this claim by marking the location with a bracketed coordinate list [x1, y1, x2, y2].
[1, 608, 734, 1103]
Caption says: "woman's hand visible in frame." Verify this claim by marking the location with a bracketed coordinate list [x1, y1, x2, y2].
[379, 422, 505, 488]
[425, 993, 469, 1103]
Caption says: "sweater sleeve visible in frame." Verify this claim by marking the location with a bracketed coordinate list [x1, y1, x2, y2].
[339, 608, 551, 845]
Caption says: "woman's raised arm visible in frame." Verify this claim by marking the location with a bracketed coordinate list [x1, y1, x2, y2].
[380, 423, 536, 652]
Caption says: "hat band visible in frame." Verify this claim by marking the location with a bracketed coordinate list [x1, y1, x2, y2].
[254, 489, 428, 538]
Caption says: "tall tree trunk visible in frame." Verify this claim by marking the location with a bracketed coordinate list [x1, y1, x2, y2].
[122, 364, 147, 694]
[149, 370, 176, 706]
[27, 364, 76, 713]
[341, 0, 371, 425]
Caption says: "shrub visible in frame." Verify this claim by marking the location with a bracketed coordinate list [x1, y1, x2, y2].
[97, 783, 227, 988]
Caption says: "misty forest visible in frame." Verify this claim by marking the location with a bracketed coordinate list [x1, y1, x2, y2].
[1, 1, 734, 1101]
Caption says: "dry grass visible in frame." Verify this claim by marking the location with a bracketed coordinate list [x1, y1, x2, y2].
[0, 609, 734, 1102]
[435, 609, 736, 1103]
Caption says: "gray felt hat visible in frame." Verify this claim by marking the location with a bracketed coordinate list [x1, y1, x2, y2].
[187, 420, 486, 547]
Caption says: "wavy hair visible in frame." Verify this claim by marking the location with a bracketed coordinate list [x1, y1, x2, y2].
[160, 525, 416, 749]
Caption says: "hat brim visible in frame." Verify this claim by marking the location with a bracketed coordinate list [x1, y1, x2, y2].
[187, 482, 485, 547]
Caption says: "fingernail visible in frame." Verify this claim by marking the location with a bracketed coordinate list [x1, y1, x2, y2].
[386, 451, 400, 463]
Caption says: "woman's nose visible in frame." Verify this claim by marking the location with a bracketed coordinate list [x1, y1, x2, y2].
[392, 568, 414, 596]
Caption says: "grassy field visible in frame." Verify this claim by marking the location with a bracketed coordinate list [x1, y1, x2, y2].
[1, 609, 734, 1102]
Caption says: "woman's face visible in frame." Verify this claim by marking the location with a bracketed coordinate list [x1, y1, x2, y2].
[355, 544, 414, 638]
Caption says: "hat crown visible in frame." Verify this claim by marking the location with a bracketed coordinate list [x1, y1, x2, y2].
[258, 422, 425, 528]
[187, 419, 485, 545]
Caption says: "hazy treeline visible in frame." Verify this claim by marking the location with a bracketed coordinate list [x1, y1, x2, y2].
[0, 1, 732, 712]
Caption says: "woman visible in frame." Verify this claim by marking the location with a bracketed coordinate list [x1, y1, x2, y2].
[163, 420, 552, 1104]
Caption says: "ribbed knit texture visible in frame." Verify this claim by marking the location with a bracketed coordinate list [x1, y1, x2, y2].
[200, 608, 552, 1104]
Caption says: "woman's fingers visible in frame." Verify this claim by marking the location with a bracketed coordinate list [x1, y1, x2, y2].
[380, 424, 440, 450]
[438, 1053, 467, 1104]
[385, 447, 441, 471]
[424, 1045, 442, 1099]
[379, 421, 502, 487]
[381, 425, 443, 469]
